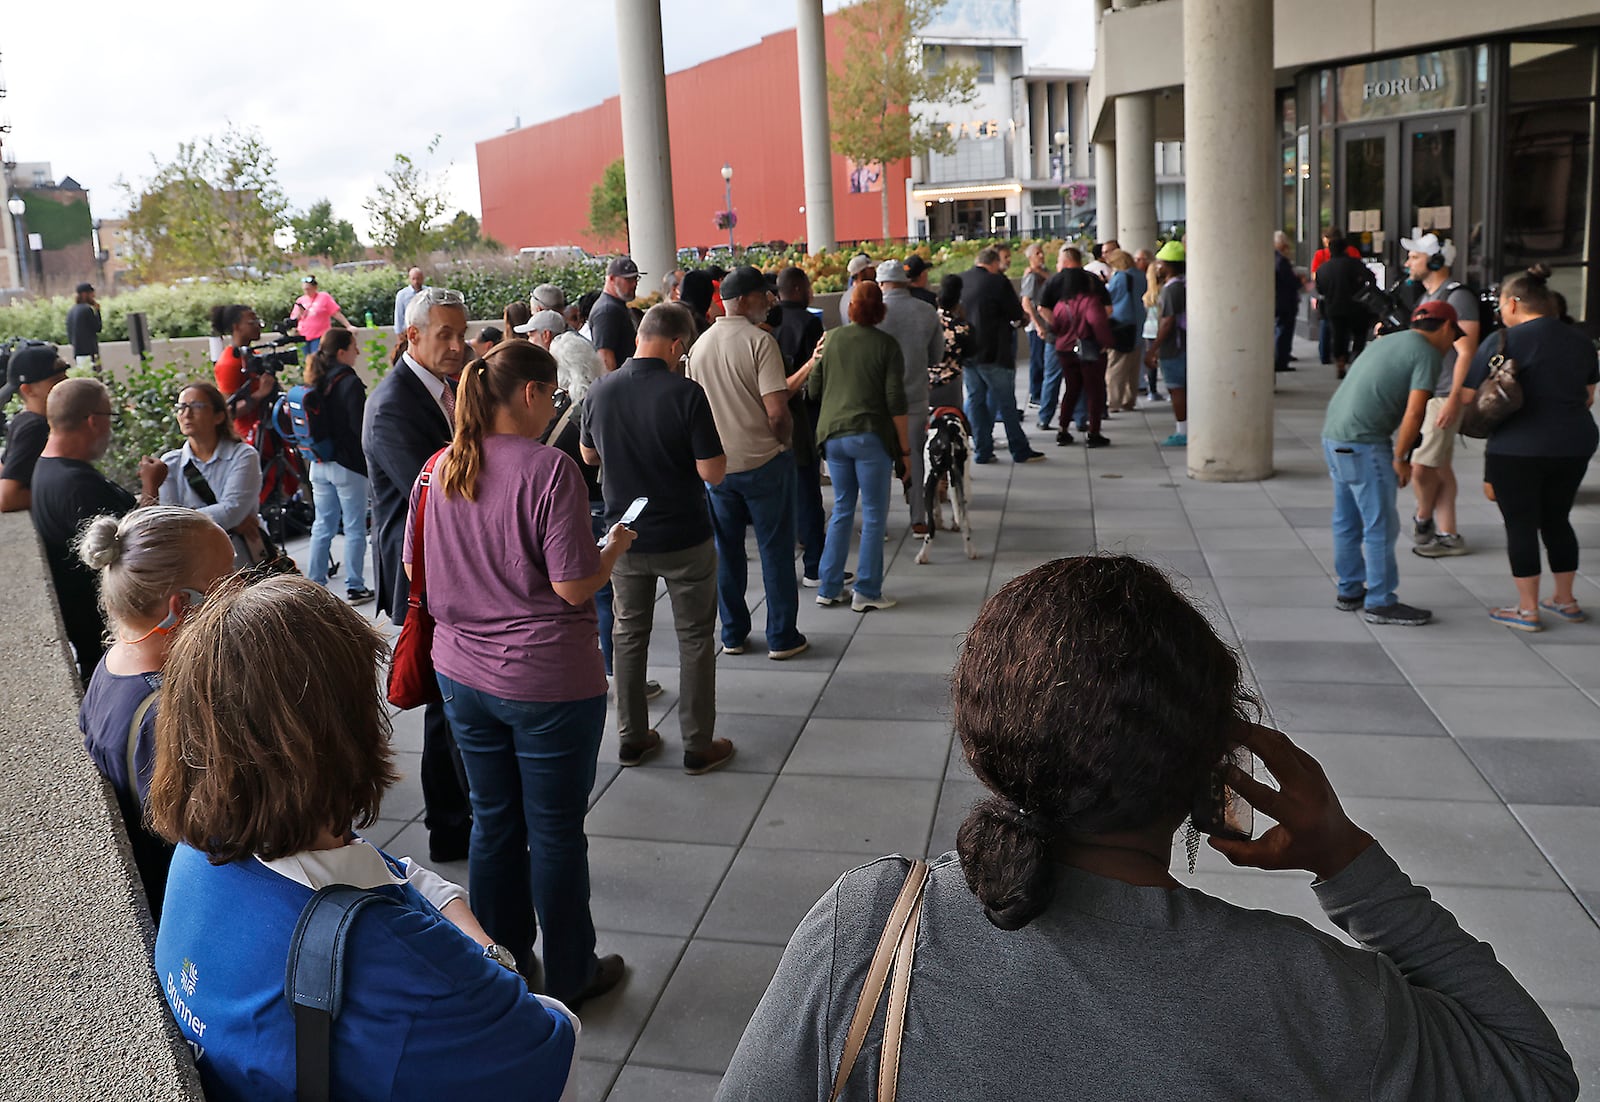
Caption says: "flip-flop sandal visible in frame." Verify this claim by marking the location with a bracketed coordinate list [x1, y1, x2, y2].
[1539, 599, 1589, 624]
[1490, 606, 1544, 632]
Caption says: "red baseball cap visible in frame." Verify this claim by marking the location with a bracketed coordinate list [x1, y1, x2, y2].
[1410, 300, 1463, 338]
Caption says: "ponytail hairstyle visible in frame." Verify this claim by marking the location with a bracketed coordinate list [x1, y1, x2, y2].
[76, 507, 228, 632]
[305, 328, 358, 387]
[1500, 263, 1558, 318]
[437, 338, 557, 502]
[210, 304, 252, 339]
[503, 301, 533, 335]
[951, 555, 1258, 930]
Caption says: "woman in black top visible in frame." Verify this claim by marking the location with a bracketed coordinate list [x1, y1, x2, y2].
[1462, 265, 1598, 631]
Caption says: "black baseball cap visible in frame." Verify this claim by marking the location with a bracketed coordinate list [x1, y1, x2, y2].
[75, 282, 95, 294]
[0, 343, 68, 404]
[719, 265, 768, 300]
[607, 256, 643, 278]
[903, 256, 931, 279]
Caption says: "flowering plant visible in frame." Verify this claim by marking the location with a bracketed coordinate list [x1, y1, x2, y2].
[714, 209, 738, 231]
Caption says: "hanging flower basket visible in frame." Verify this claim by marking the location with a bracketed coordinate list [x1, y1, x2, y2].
[714, 209, 738, 231]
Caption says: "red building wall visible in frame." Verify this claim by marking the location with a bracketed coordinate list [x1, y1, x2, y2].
[476, 17, 909, 254]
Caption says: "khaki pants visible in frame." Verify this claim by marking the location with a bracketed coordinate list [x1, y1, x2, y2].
[611, 538, 718, 755]
[1106, 347, 1142, 410]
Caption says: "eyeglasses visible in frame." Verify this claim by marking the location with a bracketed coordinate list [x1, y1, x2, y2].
[537, 382, 569, 404]
[173, 401, 213, 415]
[90, 408, 114, 419]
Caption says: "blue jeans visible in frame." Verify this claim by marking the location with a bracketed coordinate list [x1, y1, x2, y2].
[1323, 439, 1400, 609]
[1027, 331, 1046, 404]
[706, 451, 802, 650]
[302, 337, 321, 356]
[820, 433, 892, 600]
[437, 676, 605, 1005]
[589, 507, 615, 674]
[308, 460, 368, 589]
[795, 454, 828, 579]
[964, 363, 1033, 461]
[1038, 343, 1063, 428]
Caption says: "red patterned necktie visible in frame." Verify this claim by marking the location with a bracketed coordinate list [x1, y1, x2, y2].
[440, 383, 456, 428]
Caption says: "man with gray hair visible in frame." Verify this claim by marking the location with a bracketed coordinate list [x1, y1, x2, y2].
[877, 259, 944, 532]
[583, 303, 734, 774]
[393, 266, 427, 336]
[363, 286, 473, 862]
[960, 247, 1046, 464]
[517, 308, 604, 402]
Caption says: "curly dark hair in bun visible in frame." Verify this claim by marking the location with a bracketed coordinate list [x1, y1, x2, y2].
[952, 555, 1258, 930]
[1501, 263, 1558, 317]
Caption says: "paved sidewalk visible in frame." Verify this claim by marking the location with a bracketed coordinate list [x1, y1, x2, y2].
[325, 339, 1600, 1099]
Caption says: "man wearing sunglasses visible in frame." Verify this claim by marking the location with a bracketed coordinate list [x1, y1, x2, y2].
[363, 286, 475, 863]
[30, 377, 167, 685]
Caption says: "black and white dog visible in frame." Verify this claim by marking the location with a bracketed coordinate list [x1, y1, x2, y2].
[915, 406, 977, 564]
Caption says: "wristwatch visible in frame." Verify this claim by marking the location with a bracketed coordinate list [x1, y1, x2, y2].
[483, 943, 518, 972]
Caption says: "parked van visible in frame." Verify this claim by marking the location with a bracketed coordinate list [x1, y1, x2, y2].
[518, 246, 591, 266]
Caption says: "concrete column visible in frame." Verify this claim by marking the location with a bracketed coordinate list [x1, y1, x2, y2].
[615, 0, 678, 283]
[0, 174, 20, 290]
[1185, 0, 1275, 481]
[1095, 142, 1117, 243]
[1114, 94, 1157, 251]
[795, 0, 836, 253]
[1030, 82, 1050, 180]
[1068, 83, 1089, 182]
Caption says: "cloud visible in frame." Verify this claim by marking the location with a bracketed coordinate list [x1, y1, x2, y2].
[1, 0, 848, 240]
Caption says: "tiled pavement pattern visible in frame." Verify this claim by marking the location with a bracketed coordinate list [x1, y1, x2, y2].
[294, 337, 1600, 1098]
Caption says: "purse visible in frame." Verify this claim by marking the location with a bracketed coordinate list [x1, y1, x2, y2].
[387, 449, 448, 710]
[828, 859, 929, 1102]
[181, 457, 299, 577]
[1459, 337, 1523, 439]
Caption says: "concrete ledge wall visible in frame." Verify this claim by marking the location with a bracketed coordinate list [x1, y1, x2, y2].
[0, 513, 201, 1101]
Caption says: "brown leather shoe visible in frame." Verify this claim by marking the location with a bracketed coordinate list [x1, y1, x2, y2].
[619, 729, 662, 767]
[568, 953, 625, 1011]
[683, 738, 736, 775]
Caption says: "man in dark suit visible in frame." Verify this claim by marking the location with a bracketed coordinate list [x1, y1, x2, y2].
[363, 286, 473, 862]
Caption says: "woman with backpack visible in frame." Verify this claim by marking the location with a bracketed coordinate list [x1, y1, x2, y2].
[75, 506, 235, 919]
[1462, 264, 1598, 632]
[158, 382, 265, 571]
[302, 328, 373, 602]
[1051, 269, 1115, 449]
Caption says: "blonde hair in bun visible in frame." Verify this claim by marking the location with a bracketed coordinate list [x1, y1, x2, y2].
[74, 506, 227, 630]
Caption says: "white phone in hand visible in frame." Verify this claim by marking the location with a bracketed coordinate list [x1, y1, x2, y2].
[598, 496, 649, 546]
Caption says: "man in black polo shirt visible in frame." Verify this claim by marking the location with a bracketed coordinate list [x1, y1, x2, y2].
[587, 255, 644, 373]
[31, 377, 168, 684]
[1, 343, 70, 512]
[581, 303, 734, 775]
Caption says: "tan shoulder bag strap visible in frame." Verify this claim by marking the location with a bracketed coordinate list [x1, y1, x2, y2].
[877, 887, 926, 1101]
[828, 858, 929, 1102]
[125, 689, 160, 810]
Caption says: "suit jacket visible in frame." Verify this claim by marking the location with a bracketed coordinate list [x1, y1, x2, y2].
[362, 358, 451, 623]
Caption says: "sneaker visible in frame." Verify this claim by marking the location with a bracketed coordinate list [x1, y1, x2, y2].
[1335, 590, 1366, 612]
[1147, 393, 1168, 403]
[802, 571, 852, 588]
[644, 679, 664, 701]
[569, 954, 626, 1012]
[684, 738, 736, 775]
[974, 455, 996, 465]
[1017, 451, 1048, 463]
[346, 587, 375, 605]
[1027, 398, 1040, 408]
[618, 729, 663, 767]
[1413, 533, 1468, 558]
[1055, 430, 1076, 447]
[852, 592, 898, 612]
[815, 593, 849, 607]
[1490, 606, 1544, 632]
[1084, 433, 1111, 449]
[1037, 421, 1054, 431]
[769, 637, 810, 661]
[1160, 433, 1188, 447]
[1411, 515, 1437, 546]
[1363, 602, 1432, 626]
[721, 640, 747, 655]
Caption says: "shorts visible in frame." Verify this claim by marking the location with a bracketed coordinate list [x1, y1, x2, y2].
[1412, 396, 1457, 468]
[1158, 355, 1187, 390]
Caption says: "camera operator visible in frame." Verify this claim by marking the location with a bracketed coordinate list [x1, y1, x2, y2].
[211, 304, 274, 441]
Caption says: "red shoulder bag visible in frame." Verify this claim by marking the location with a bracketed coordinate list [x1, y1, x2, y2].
[387, 448, 448, 709]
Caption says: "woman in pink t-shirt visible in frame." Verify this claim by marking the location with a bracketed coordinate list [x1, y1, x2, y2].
[404, 338, 636, 1010]
[289, 275, 358, 353]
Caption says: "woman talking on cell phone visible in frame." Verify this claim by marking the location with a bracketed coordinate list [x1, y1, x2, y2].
[720, 555, 1577, 1102]
[404, 338, 635, 1011]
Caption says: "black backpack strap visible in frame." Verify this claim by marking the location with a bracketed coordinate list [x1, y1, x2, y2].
[182, 459, 219, 506]
[284, 885, 395, 1102]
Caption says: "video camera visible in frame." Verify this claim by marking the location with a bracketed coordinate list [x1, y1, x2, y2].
[1353, 281, 1420, 337]
[226, 327, 301, 411]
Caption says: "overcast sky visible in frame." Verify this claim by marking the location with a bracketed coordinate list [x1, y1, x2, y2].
[2, 0, 1089, 239]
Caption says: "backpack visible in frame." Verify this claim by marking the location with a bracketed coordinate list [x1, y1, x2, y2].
[276, 368, 355, 464]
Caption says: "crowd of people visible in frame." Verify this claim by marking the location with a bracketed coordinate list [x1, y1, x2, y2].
[0, 234, 1590, 1100]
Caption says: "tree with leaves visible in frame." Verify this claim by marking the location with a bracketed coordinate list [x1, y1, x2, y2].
[291, 199, 364, 263]
[364, 137, 452, 263]
[587, 158, 629, 250]
[438, 211, 503, 256]
[119, 124, 290, 282]
[828, 0, 978, 238]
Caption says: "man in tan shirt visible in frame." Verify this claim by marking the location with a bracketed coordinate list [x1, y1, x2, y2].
[686, 266, 808, 661]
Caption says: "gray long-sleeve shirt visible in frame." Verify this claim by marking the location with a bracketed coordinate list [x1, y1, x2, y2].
[878, 289, 944, 415]
[718, 845, 1576, 1102]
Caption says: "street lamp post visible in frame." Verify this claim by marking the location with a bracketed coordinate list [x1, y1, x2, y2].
[6, 196, 25, 292]
[721, 162, 734, 252]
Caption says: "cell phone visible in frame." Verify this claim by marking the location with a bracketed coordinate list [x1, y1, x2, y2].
[598, 496, 649, 546]
[1191, 747, 1255, 842]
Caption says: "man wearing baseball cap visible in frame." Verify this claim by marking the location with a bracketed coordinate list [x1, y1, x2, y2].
[846, 253, 875, 290]
[1398, 232, 1480, 559]
[903, 255, 937, 307]
[589, 256, 644, 373]
[0, 343, 70, 512]
[1319, 300, 1463, 627]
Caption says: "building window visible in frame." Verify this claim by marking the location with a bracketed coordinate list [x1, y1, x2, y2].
[1509, 42, 1596, 104]
[975, 47, 995, 85]
[924, 45, 944, 75]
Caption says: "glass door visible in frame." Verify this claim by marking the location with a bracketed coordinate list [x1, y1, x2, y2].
[1338, 124, 1399, 284]
[1400, 115, 1472, 270]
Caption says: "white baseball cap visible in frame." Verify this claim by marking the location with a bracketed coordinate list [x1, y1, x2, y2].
[1399, 232, 1456, 267]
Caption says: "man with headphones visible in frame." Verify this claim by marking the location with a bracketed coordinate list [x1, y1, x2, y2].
[1402, 233, 1479, 558]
